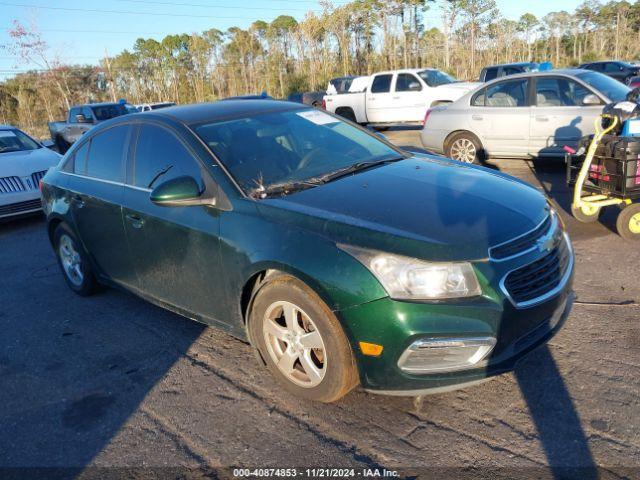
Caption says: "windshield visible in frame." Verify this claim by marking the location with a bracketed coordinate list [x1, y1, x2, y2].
[195, 108, 401, 194]
[576, 71, 630, 102]
[90, 104, 129, 121]
[418, 69, 456, 87]
[0, 129, 40, 153]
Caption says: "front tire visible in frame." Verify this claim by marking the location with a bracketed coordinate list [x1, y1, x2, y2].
[53, 224, 98, 296]
[571, 204, 601, 223]
[248, 275, 358, 402]
[616, 203, 640, 240]
[445, 132, 484, 164]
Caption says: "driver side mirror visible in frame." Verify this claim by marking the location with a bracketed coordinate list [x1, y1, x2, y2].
[150, 175, 214, 207]
[582, 93, 601, 106]
[75, 114, 93, 124]
[408, 81, 422, 92]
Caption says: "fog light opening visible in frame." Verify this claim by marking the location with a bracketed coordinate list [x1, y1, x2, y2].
[397, 337, 496, 374]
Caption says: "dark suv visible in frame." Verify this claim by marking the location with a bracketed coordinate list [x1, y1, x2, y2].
[479, 62, 541, 82]
[578, 61, 640, 84]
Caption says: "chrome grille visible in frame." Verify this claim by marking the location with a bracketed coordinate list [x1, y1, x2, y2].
[490, 214, 553, 260]
[0, 176, 26, 193]
[31, 170, 47, 188]
[502, 233, 571, 307]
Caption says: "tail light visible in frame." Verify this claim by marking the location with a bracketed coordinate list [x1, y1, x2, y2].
[422, 108, 432, 127]
[322, 98, 326, 110]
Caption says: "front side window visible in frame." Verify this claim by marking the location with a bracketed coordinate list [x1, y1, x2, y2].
[195, 108, 401, 194]
[371, 75, 393, 93]
[85, 125, 128, 182]
[0, 129, 40, 153]
[484, 68, 498, 81]
[395, 73, 422, 92]
[535, 77, 593, 106]
[133, 124, 203, 190]
[474, 79, 528, 107]
[417, 69, 456, 87]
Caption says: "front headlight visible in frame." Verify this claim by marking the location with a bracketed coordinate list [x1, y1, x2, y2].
[338, 244, 482, 300]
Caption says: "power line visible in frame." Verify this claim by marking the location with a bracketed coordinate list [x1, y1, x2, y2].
[0, 2, 292, 20]
[111, 0, 326, 12]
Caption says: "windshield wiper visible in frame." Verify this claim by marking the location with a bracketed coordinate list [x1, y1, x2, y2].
[314, 155, 405, 184]
[253, 179, 321, 198]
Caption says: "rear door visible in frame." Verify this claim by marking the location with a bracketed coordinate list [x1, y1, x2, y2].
[468, 77, 531, 156]
[66, 124, 135, 284]
[365, 73, 395, 123]
[392, 72, 428, 122]
[529, 76, 603, 156]
[122, 123, 229, 324]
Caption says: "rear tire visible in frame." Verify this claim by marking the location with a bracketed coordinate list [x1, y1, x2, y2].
[445, 132, 484, 164]
[248, 275, 358, 402]
[616, 203, 640, 240]
[335, 108, 357, 123]
[53, 224, 98, 296]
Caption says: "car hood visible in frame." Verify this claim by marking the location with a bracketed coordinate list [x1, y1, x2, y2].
[0, 148, 61, 177]
[258, 156, 548, 261]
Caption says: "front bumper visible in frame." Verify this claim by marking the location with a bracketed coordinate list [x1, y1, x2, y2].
[0, 190, 43, 219]
[337, 268, 574, 395]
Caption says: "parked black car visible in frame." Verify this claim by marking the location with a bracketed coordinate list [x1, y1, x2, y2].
[287, 91, 324, 107]
[479, 62, 541, 82]
[578, 61, 640, 84]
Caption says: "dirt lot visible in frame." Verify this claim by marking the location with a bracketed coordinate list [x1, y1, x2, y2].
[1, 128, 638, 479]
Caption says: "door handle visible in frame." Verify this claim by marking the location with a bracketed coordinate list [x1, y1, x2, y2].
[125, 213, 145, 229]
[70, 194, 84, 208]
[535, 116, 549, 122]
[472, 114, 483, 121]
[392, 96, 401, 100]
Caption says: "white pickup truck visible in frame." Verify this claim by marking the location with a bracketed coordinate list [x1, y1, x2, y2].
[323, 68, 480, 126]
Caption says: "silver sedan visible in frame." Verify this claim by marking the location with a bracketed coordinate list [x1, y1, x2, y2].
[420, 69, 631, 163]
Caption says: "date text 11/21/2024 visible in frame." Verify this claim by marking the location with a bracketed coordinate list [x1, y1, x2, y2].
[232, 468, 399, 478]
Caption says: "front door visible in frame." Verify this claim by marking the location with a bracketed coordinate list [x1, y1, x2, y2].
[529, 76, 603, 156]
[366, 73, 395, 123]
[122, 123, 229, 325]
[393, 73, 428, 123]
[66, 125, 135, 284]
[470, 77, 531, 156]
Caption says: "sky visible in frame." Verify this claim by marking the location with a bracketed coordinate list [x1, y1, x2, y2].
[0, 0, 584, 79]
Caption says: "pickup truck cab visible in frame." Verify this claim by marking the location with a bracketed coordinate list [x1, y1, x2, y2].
[323, 68, 479, 126]
[49, 102, 130, 153]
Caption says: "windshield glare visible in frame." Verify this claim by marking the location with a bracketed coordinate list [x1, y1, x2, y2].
[0, 129, 40, 153]
[195, 108, 400, 194]
[577, 71, 630, 102]
[418, 69, 456, 87]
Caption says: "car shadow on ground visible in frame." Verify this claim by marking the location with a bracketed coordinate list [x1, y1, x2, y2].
[0, 216, 207, 477]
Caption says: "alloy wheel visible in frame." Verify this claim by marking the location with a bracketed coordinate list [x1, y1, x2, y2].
[262, 300, 327, 388]
[58, 234, 84, 287]
[450, 138, 477, 163]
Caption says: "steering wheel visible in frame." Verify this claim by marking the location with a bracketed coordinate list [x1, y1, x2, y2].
[296, 147, 333, 171]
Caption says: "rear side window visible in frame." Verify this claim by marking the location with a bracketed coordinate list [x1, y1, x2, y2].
[69, 107, 81, 124]
[371, 74, 393, 93]
[85, 125, 129, 182]
[72, 141, 90, 174]
[133, 124, 203, 190]
[476, 79, 528, 107]
[484, 68, 498, 81]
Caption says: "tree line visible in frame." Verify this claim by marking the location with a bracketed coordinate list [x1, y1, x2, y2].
[2, 0, 640, 137]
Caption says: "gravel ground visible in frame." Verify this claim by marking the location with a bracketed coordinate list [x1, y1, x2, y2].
[0, 128, 638, 479]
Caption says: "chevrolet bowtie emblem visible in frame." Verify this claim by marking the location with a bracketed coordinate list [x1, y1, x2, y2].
[537, 235, 555, 253]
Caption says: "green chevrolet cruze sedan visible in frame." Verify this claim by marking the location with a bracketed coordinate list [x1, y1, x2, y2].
[41, 100, 575, 402]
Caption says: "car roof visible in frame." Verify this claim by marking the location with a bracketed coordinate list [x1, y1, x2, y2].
[134, 99, 307, 125]
[0, 124, 15, 130]
[484, 62, 537, 69]
[483, 69, 590, 82]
